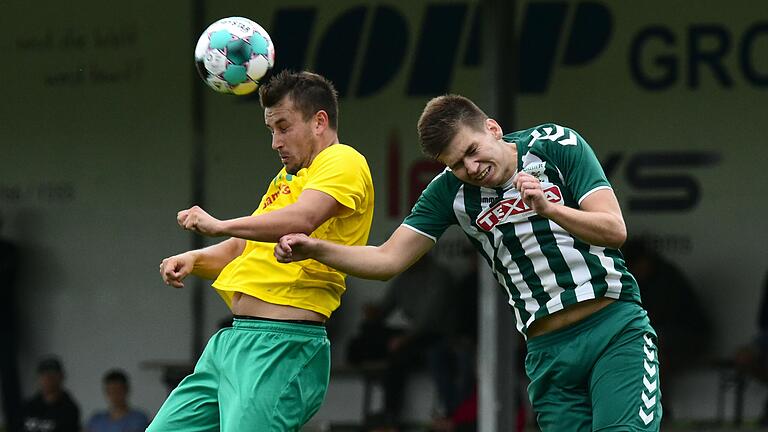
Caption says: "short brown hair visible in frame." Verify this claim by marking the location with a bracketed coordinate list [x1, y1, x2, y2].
[258, 70, 339, 129]
[417, 95, 488, 159]
[103, 369, 129, 388]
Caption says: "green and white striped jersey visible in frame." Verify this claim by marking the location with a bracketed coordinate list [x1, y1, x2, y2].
[403, 124, 641, 337]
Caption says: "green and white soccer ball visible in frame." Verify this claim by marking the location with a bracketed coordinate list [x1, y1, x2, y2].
[194, 17, 275, 95]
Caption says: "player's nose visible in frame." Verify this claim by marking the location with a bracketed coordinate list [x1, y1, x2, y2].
[466, 159, 480, 176]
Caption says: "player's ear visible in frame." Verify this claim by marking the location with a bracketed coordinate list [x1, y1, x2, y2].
[314, 110, 329, 134]
[486, 118, 503, 140]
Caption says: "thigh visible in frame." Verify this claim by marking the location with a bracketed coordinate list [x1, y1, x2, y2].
[270, 340, 331, 429]
[591, 327, 662, 431]
[147, 332, 227, 432]
[526, 349, 592, 432]
[218, 322, 331, 432]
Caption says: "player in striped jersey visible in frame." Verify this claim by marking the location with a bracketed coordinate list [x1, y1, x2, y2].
[275, 95, 662, 431]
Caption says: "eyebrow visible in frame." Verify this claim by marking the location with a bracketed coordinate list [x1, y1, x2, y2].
[266, 117, 288, 129]
[448, 142, 476, 169]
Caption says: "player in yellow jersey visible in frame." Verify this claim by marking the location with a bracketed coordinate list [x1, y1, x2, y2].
[147, 71, 375, 431]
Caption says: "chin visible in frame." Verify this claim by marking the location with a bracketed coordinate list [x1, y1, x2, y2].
[283, 163, 298, 175]
[474, 175, 495, 187]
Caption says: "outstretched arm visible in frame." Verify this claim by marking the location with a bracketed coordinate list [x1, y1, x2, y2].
[177, 189, 346, 242]
[275, 226, 435, 281]
[160, 237, 245, 288]
[516, 172, 626, 248]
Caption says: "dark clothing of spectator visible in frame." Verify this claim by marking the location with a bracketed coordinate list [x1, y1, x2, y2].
[0, 236, 22, 432]
[22, 391, 81, 432]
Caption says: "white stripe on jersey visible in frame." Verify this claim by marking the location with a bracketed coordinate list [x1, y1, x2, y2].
[548, 220, 596, 302]
[514, 220, 566, 315]
[454, 185, 530, 335]
[400, 223, 437, 242]
[477, 188, 542, 328]
[578, 185, 613, 205]
[494, 239, 541, 332]
[589, 245, 624, 299]
[450, 181, 629, 336]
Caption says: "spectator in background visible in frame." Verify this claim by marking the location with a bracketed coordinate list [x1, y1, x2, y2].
[348, 252, 476, 429]
[86, 369, 149, 432]
[622, 238, 713, 420]
[21, 357, 80, 432]
[0, 212, 23, 432]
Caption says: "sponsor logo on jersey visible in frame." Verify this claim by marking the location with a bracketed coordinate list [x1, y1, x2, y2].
[475, 185, 563, 231]
[522, 161, 547, 178]
[262, 183, 292, 209]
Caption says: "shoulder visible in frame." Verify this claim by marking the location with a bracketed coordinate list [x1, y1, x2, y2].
[507, 123, 585, 149]
[425, 168, 463, 194]
[22, 394, 44, 409]
[61, 391, 80, 409]
[321, 143, 367, 163]
[310, 144, 370, 175]
[87, 411, 109, 423]
[127, 409, 150, 423]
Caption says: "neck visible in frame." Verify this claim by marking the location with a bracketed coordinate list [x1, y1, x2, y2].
[42, 390, 62, 404]
[307, 133, 339, 167]
[497, 139, 519, 185]
[110, 405, 128, 418]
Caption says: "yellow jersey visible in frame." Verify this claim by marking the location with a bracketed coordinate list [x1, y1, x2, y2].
[212, 144, 375, 317]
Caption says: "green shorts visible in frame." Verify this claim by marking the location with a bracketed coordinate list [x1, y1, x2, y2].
[147, 317, 330, 432]
[525, 300, 662, 431]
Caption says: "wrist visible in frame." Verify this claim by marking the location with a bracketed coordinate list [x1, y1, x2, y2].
[536, 200, 557, 219]
[306, 237, 324, 259]
[214, 219, 229, 237]
[187, 250, 202, 266]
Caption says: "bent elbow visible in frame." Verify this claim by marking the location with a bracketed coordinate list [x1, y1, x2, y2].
[296, 220, 317, 236]
[607, 225, 627, 249]
[360, 257, 403, 282]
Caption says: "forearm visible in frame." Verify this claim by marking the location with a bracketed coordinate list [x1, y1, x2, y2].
[277, 226, 434, 280]
[311, 241, 409, 281]
[189, 238, 245, 279]
[542, 204, 626, 249]
[220, 210, 314, 242]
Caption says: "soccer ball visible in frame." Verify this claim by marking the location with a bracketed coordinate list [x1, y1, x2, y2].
[194, 17, 275, 95]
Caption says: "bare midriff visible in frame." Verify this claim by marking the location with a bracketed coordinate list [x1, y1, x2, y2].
[231, 292, 327, 322]
[527, 297, 615, 339]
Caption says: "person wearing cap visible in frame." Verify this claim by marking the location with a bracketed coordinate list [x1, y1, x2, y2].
[21, 357, 81, 432]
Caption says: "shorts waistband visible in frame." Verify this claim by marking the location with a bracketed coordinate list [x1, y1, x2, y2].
[526, 300, 639, 351]
[233, 315, 325, 326]
[231, 316, 327, 337]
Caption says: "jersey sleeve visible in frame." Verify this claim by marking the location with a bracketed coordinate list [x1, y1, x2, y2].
[303, 146, 372, 215]
[533, 124, 612, 205]
[402, 170, 457, 242]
